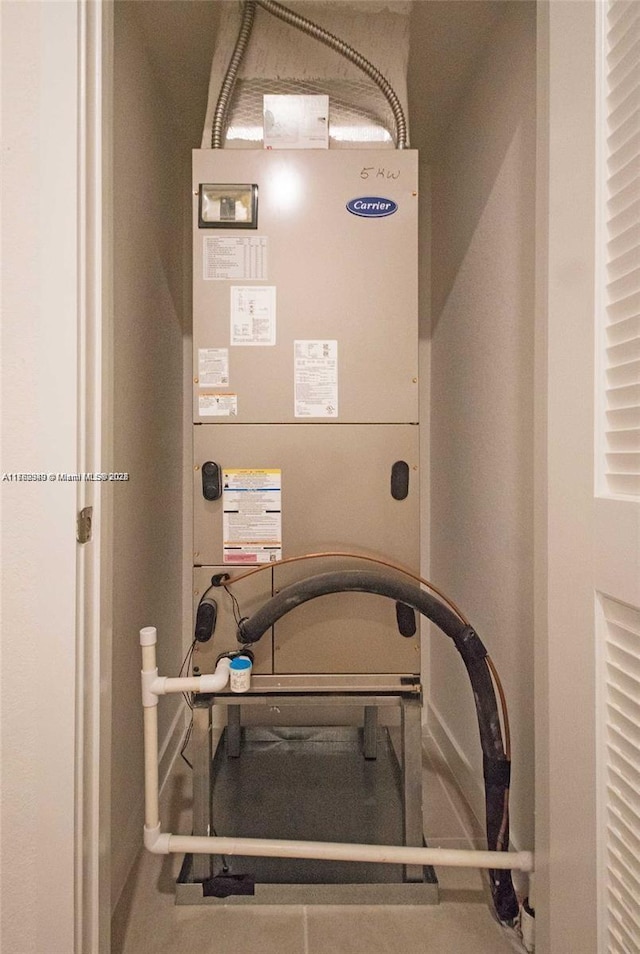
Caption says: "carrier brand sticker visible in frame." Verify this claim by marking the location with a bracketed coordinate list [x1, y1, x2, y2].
[222, 469, 282, 565]
[346, 196, 398, 218]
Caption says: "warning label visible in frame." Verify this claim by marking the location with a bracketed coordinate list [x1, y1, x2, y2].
[199, 393, 238, 417]
[222, 469, 282, 564]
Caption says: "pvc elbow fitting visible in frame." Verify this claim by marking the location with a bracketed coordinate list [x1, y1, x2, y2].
[198, 656, 232, 693]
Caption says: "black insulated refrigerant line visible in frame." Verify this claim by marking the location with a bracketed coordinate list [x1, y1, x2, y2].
[237, 569, 520, 924]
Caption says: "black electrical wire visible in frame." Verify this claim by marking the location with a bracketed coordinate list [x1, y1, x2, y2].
[178, 638, 197, 765]
[223, 583, 244, 627]
[179, 639, 197, 710]
[179, 715, 194, 770]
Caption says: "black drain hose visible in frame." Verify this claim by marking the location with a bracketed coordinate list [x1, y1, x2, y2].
[237, 570, 519, 923]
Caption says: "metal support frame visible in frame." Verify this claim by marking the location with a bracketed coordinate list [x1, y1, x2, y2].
[400, 697, 424, 882]
[187, 679, 427, 896]
[225, 704, 241, 757]
[363, 706, 378, 760]
[191, 699, 213, 881]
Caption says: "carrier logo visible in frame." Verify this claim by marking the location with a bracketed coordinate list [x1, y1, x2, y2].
[346, 196, 398, 218]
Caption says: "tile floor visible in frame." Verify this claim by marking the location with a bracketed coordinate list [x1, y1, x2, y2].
[112, 733, 525, 954]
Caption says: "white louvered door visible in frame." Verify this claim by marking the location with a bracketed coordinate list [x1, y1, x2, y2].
[597, 3, 640, 952]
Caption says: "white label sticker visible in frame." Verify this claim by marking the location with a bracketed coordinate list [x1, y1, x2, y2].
[231, 286, 276, 346]
[198, 348, 229, 387]
[263, 95, 329, 149]
[203, 236, 268, 281]
[294, 340, 338, 418]
[199, 393, 238, 417]
[222, 469, 282, 564]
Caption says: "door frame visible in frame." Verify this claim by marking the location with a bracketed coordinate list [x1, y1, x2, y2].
[76, 2, 607, 951]
[534, 2, 600, 951]
[77, 2, 114, 952]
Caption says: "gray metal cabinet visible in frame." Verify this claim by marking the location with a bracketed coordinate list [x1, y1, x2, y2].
[192, 149, 420, 678]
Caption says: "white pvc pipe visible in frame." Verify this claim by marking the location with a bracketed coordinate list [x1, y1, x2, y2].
[152, 657, 231, 696]
[143, 705, 160, 829]
[139, 627, 534, 876]
[163, 834, 534, 872]
[140, 627, 161, 830]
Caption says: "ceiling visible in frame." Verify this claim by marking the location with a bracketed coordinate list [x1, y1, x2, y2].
[131, 0, 504, 157]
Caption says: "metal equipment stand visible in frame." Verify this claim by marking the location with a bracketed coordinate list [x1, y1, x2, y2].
[176, 674, 438, 905]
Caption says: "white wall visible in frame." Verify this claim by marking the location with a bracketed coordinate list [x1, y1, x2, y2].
[110, 2, 190, 911]
[1, 3, 80, 951]
[427, 2, 537, 852]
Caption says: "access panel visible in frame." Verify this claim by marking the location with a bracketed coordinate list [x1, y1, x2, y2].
[193, 423, 419, 569]
[192, 149, 418, 425]
[192, 565, 273, 674]
[272, 558, 420, 675]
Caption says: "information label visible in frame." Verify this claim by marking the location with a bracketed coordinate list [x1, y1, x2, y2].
[222, 469, 282, 564]
[294, 340, 338, 418]
[203, 236, 268, 281]
[231, 286, 276, 345]
[199, 393, 238, 417]
[198, 348, 229, 387]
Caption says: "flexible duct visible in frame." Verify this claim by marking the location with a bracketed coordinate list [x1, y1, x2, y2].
[237, 570, 520, 923]
[211, 0, 408, 149]
[254, 0, 408, 148]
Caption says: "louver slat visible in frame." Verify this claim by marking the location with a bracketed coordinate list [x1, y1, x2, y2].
[607, 104, 640, 159]
[607, 242, 640, 281]
[606, 313, 640, 345]
[607, 0, 639, 38]
[607, 265, 640, 303]
[607, 175, 640, 219]
[608, 36, 640, 96]
[603, 1, 640, 500]
[601, 594, 640, 953]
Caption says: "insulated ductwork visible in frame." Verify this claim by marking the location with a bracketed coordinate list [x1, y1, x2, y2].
[237, 570, 520, 923]
[203, 0, 411, 148]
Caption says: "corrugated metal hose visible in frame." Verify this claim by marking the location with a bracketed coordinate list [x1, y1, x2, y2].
[212, 0, 408, 149]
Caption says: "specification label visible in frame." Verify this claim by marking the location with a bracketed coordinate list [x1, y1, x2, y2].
[198, 348, 229, 387]
[294, 340, 338, 417]
[203, 236, 268, 281]
[231, 286, 276, 345]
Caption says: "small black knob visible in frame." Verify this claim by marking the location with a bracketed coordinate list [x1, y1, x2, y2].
[195, 599, 217, 643]
[202, 461, 222, 500]
[396, 602, 417, 638]
[390, 460, 410, 500]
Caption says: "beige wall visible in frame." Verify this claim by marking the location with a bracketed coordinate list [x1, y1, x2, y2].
[110, 3, 190, 910]
[426, 2, 537, 853]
